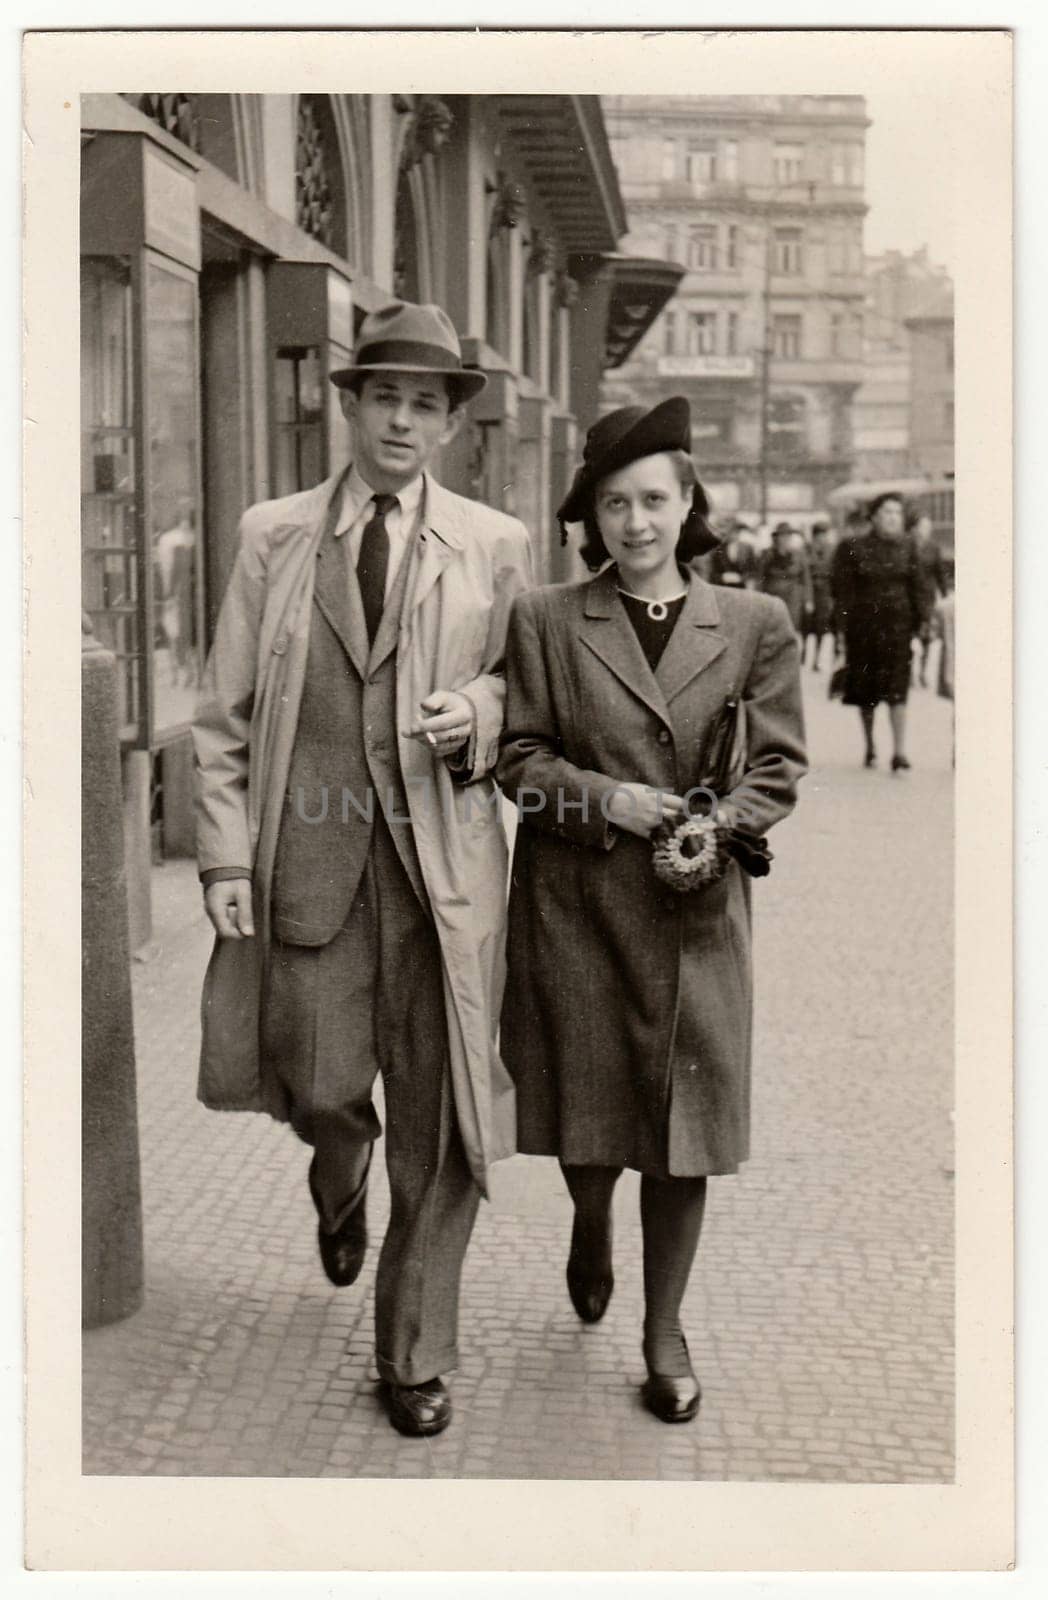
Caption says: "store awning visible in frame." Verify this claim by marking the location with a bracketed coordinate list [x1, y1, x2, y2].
[596, 253, 687, 368]
[495, 96, 626, 253]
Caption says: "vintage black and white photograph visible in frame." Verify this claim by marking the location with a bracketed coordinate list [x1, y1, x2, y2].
[22, 23, 1014, 1575]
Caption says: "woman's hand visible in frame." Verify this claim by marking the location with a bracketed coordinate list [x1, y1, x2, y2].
[604, 783, 687, 839]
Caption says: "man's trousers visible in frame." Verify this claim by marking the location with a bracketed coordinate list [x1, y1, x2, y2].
[261, 812, 480, 1386]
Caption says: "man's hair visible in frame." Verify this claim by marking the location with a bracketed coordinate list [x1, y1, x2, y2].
[578, 449, 713, 572]
[342, 369, 466, 415]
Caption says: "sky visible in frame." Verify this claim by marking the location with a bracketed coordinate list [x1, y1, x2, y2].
[862, 88, 959, 273]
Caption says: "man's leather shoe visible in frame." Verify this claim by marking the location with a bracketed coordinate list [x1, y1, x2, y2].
[382, 1378, 451, 1438]
[310, 1154, 369, 1287]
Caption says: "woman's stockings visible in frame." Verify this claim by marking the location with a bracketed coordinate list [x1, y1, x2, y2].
[640, 1174, 708, 1376]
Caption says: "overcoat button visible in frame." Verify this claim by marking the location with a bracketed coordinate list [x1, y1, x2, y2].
[272, 632, 289, 655]
[657, 728, 671, 744]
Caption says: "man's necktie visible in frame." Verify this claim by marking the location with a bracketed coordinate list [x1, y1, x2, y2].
[357, 492, 398, 646]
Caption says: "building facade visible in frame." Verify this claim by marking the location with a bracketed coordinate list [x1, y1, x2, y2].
[601, 95, 870, 527]
[852, 248, 954, 480]
[904, 284, 955, 479]
[80, 92, 679, 945]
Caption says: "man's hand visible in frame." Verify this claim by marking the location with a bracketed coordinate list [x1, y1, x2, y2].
[604, 784, 687, 840]
[405, 690, 476, 759]
[203, 878, 255, 939]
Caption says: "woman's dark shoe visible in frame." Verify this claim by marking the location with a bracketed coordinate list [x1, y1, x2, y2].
[641, 1340, 702, 1424]
[566, 1214, 614, 1324]
[863, 749, 877, 769]
[382, 1377, 451, 1438]
[891, 754, 911, 772]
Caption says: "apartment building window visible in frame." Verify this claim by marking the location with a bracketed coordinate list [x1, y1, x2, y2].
[943, 398, 955, 432]
[830, 143, 863, 187]
[725, 224, 740, 269]
[725, 311, 739, 355]
[687, 144, 717, 185]
[663, 311, 677, 356]
[945, 334, 954, 372]
[661, 139, 678, 180]
[772, 314, 803, 359]
[774, 227, 804, 275]
[829, 314, 843, 357]
[689, 312, 717, 355]
[827, 228, 847, 275]
[720, 140, 739, 183]
[773, 143, 804, 184]
[688, 225, 719, 271]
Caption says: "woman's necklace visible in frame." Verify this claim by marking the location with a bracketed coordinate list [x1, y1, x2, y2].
[617, 584, 688, 623]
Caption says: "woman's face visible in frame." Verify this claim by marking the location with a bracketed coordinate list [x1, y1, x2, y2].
[594, 452, 691, 585]
[872, 498, 905, 538]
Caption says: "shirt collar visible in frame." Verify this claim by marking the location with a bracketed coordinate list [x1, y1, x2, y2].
[335, 462, 426, 535]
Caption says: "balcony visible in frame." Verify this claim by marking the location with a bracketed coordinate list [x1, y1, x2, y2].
[657, 354, 756, 380]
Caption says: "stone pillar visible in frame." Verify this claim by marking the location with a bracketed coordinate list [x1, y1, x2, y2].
[82, 620, 144, 1329]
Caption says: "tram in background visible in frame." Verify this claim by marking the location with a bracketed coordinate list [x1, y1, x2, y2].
[827, 474, 955, 557]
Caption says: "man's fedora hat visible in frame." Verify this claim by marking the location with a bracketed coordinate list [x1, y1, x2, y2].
[557, 395, 717, 553]
[771, 520, 795, 537]
[330, 300, 487, 400]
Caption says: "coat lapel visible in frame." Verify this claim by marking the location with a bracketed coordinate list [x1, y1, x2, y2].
[404, 473, 464, 628]
[578, 568, 728, 719]
[579, 568, 668, 723]
[311, 467, 369, 680]
[654, 575, 727, 702]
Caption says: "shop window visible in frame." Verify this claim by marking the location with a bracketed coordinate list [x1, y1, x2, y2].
[773, 227, 804, 275]
[145, 261, 203, 738]
[81, 258, 142, 742]
[772, 314, 803, 360]
[274, 347, 325, 497]
[296, 95, 348, 257]
[773, 143, 804, 185]
[767, 393, 807, 460]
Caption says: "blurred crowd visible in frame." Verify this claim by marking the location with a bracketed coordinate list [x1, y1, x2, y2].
[696, 500, 955, 770]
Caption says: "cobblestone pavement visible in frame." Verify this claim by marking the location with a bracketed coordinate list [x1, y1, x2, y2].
[82, 659, 955, 1482]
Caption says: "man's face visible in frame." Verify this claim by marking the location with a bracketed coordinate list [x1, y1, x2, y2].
[341, 372, 462, 492]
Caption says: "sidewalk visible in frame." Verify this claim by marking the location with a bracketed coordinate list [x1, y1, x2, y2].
[82, 668, 955, 1481]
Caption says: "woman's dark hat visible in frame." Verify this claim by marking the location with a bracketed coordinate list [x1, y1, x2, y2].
[330, 301, 487, 401]
[556, 395, 716, 553]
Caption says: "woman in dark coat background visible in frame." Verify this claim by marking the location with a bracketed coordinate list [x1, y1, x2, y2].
[498, 398, 807, 1424]
[831, 491, 927, 770]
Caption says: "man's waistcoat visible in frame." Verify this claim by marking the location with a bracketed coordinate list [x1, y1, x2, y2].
[271, 520, 428, 946]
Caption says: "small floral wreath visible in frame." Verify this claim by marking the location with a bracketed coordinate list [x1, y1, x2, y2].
[651, 811, 733, 893]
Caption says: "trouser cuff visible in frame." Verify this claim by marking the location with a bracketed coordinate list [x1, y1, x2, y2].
[375, 1348, 459, 1388]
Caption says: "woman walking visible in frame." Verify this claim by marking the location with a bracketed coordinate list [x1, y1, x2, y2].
[831, 491, 927, 770]
[498, 398, 807, 1424]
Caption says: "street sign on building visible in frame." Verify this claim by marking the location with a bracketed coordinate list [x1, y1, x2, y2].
[657, 354, 756, 379]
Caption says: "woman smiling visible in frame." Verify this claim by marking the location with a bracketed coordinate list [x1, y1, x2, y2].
[498, 396, 807, 1425]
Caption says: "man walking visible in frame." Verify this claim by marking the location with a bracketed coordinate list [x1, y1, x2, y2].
[193, 301, 532, 1437]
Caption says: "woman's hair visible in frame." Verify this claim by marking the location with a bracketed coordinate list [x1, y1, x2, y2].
[866, 491, 905, 519]
[577, 449, 712, 572]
